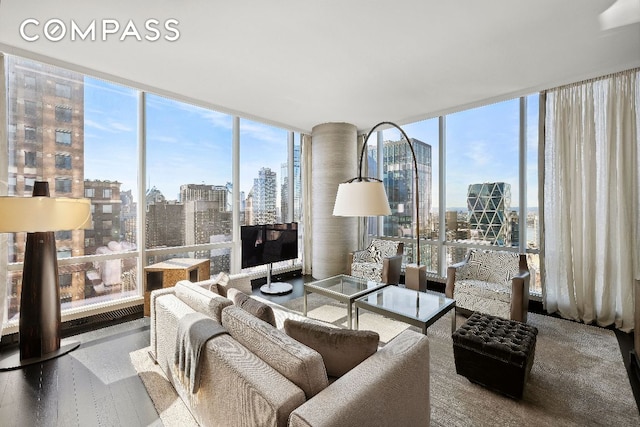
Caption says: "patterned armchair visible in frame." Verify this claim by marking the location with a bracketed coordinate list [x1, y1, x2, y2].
[347, 239, 404, 284]
[446, 249, 530, 322]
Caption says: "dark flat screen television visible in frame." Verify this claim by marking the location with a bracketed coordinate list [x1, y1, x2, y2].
[241, 222, 298, 269]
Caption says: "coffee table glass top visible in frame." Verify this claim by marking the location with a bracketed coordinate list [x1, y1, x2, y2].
[305, 274, 388, 297]
[356, 285, 455, 322]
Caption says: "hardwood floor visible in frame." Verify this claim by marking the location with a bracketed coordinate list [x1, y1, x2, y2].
[0, 318, 159, 427]
[0, 275, 637, 426]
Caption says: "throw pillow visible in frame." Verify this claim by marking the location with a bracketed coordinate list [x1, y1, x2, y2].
[200, 272, 224, 294]
[227, 288, 277, 327]
[215, 272, 231, 296]
[284, 319, 379, 378]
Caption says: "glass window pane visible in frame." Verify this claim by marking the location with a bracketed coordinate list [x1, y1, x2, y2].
[445, 99, 520, 264]
[4, 55, 140, 320]
[239, 120, 302, 271]
[239, 119, 288, 226]
[373, 119, 438, 273]
[56, 130, 72, 145]
[145, 94, 233, 253]
[55, 106, 72, 122]
[526, 94, 541, 295]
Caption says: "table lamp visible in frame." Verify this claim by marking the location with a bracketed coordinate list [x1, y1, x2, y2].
[0, 181, 91, 370]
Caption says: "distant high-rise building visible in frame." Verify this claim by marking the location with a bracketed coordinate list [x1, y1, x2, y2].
[509, 210, 519, 247]
[5, 56, 86, 314]
[252, 167, 277, 224]
[280, 145, 301, 223]
[146, 186, 166, 205]
[180, 183, 227, 204]
[467, 182, 512, 245]
[120, 189, 137, 245]
[84, 180, 122, 254]
[368, 137, 432, 263]
[245, 187, 255, 226]
[145, 186, 184, 248]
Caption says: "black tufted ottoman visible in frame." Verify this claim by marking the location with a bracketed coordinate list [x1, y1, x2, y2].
[452, 312, 538, 399]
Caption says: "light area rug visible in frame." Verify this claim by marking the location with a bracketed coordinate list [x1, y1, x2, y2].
[129, 349, 198, 427]
[282, 293, 640, 427]
[130, 293, 640, 427]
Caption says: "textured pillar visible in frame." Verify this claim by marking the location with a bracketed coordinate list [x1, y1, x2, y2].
[311, 123, 358, 279]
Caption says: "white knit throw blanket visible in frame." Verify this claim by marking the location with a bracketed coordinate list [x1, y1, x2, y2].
[174, 312, 228, 393]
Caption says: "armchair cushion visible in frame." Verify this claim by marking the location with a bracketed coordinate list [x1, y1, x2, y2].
[350, 239, 404, 284]
[354, 239, 402, 263]
[350, 262, 383, 282]
[454, 279, 512, 320]
[456, 250, 521, 288]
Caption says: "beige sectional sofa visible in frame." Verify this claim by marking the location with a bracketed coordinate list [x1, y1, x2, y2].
[150, 278, 431, 427]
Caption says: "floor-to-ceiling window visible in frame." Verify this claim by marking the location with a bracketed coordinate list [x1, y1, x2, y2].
[239, 119, 302, 273]
[145, 94, 233, 274]
[367, 119, 440, 274]
[1, 54, 302, 332]
[368, 96, 541, 295]
[3, 56, 140, 325]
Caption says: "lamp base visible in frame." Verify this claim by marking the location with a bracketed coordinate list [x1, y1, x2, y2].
[0, 340, 80, 371]
[405, 264, 427, 292]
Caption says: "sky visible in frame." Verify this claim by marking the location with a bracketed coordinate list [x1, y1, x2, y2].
[379, 95, 539, 210]
[83, 77, 539, 209]
[84, 77, 290, 201]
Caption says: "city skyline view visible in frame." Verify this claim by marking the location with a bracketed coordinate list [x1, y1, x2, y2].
[84, 77, 539, 210]
[3, 53, 543, 321]
[85, 77, 292, 203]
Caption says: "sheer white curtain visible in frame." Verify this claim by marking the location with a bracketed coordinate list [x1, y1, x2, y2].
[0, 53, 7, 331]
[300, 133, 313, 275]
[543, 68, 639, 332]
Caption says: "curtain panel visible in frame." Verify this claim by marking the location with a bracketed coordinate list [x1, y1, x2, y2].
[0, 53, 7, 331]
[301, 133, 313, 275]
[543, 68, 639, 331]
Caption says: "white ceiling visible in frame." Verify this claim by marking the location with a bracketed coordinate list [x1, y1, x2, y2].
[1, 0, 639, 133]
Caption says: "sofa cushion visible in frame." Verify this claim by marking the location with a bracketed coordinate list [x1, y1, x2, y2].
[174, 280, 233, 322]
[284, 318, 379, 378]
[221, 306, 329, 399]
[227, 288, 277, 327]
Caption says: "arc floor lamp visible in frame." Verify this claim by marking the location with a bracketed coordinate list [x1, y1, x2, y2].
[0, 181, 91, 370]
[333, 121, 427, 290]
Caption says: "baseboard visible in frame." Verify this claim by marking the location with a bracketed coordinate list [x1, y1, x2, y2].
[0, 304, 144, 347]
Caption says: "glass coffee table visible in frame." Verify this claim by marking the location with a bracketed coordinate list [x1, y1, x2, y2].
[304, 274, 390, 329]
[354, 285, 456, 335]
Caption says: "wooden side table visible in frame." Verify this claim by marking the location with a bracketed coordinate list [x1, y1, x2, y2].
[143, 258, 210, 316]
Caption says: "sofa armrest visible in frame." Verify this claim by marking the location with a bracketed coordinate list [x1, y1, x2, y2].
[381, 254, 403, 284]
[149, 287, 178, 360]
[288, 330, 430, 427]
